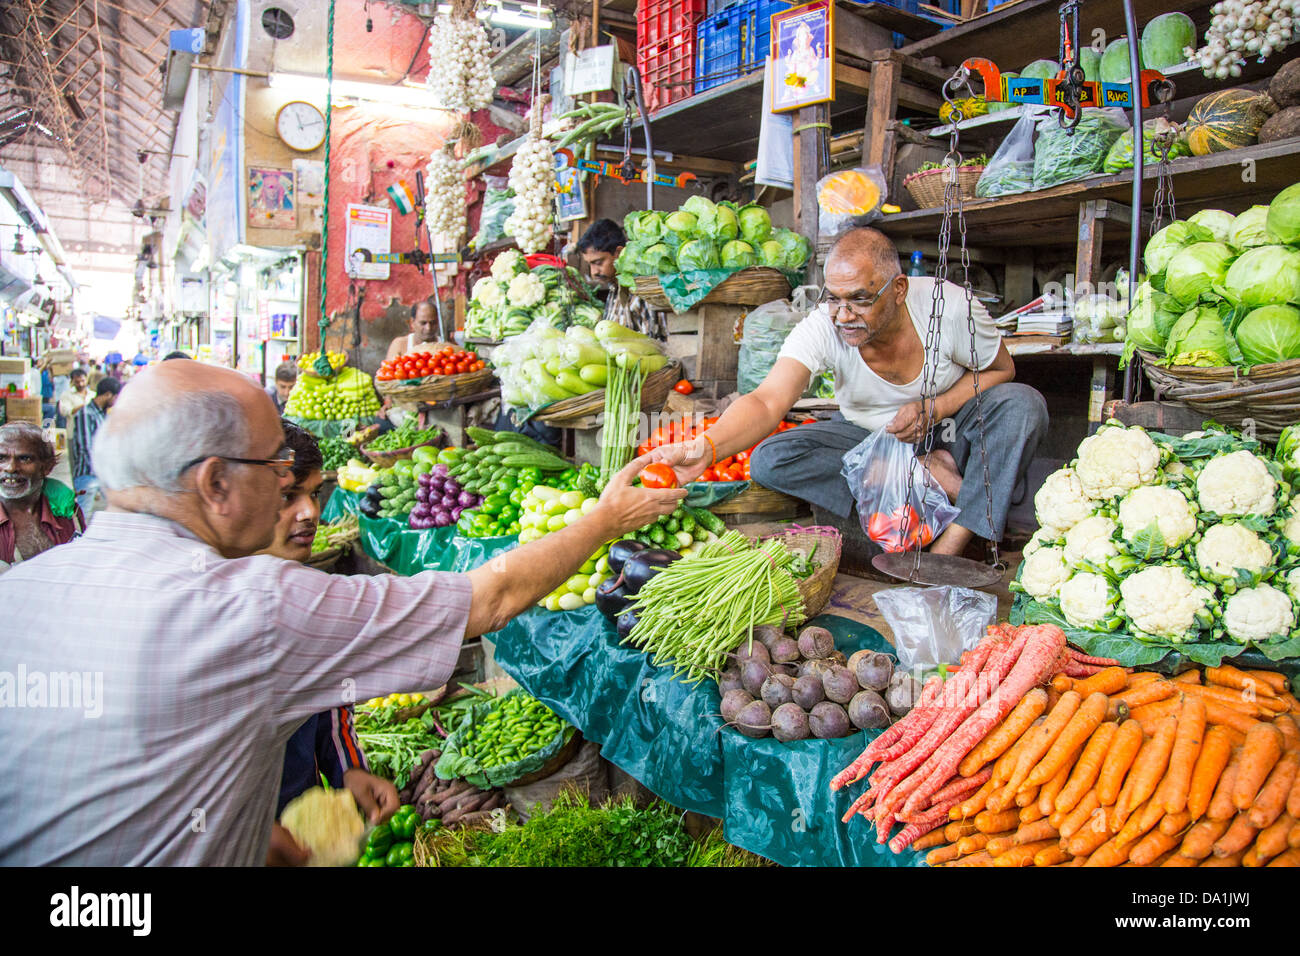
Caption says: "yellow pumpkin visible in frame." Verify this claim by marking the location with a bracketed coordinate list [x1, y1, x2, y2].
[817, 169, 882, 216]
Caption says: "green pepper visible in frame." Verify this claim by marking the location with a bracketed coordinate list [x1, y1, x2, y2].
[519, 467, 542, 484]
[508, 488, 525, 506]
[497, 474, 518, 492]
[363, 857, 387, 867]
[422, 818, 442, 833]
[482, 494, 507, 516]
[385, 842, 414, 867]
[365, 822, 393, 857]
[390, 806, 419, 839]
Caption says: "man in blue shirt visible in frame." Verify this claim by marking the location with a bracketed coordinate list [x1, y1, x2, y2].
[68, 377, 120, 517]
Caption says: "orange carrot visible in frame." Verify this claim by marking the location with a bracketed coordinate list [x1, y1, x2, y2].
[993, 839, 1059, 867]
[1233, 722, 1284, 811]
[1039, 757, 1074, 816]
[1025, 692, 1108, 789]
[1247, 812, 1294, 865]
[1257, 697, 1289, 714]
[1187, 725, 1235, 819]
[1129, 698, 1182, 724]
[1015, 785, 1039, 808]
[1202, 698, 1261, 734]
[1178, 683, 1264, 713]
[956, 832, 996, 856]
[975, 809, 1021, 834]
[1208, 748, 1244, 821]
[1116, 798, 1164, 846]
[1212, 815, 1259, 857]
[1112, 680, 1176, 711]
[1163, 854, 1199, 866]
[1282, 692, 1300, 715]
[1079, 831, 1129, 864]
[1097, 719, 1144, 806]
[984, 781, 1019, 814]
[992, 724, 1037, 787]
[953, 850, 994, 867]
[1127, 672, 1164, 686]
[1161, 694, 1207, 815]
[1289, 769, 1300, 820]
[926, 843, 962, 865]
[1008, 691, 1082, 793]
[958, 689, 1047, 777]
[985, 832, 1018, 857]
[1179, 818, 1231, 859]
[1012, 819, 1059, 845]
[1246, 669, 1290, 694]
[1159, 811, 1193, 836]
[1208, 664, 1279, 697]
[955, 776, 997, 819]
[1173, 670, 1202, 685]
[1073, 667, 1127, 697]
[1290, 820, 1300, 849]
[1131, 828, 1180, 866]
[1051, 674, 1073, 694]
[1114, 716, 1178, 823]
[1019, 801, 1046, 824]
[1056, 722, 1118, 815]
[944, 819, 978, 842]
[1201, 850, 1245, 866]
[1034, 844, 1071, 867]
[1266, 848, 1300, 866]
[913, 829, 949, 851]
[1248, 749, 1300, 828]
[1059, 791, 1102, 841]
[1275, 714, 1300, 751]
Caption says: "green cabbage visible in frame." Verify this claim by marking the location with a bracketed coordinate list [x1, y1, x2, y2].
[720, 239, 758, 269]
[1164, 241, 1234, 306]
[704, 203, 740, 242]
[1188, 209, 1236, 244]
[1229, 205, 1277, 251]
[641, 242, 677, 274]
[1235, 304, 1300, 365]
[623, 210, 664, 242]
[663, 210, 699, 239]
[1220, 245, 1300, 310]
[738, 204, 773, 244]
[775, 229, 812, 270]
[676, 238, 720, 271]
[681, 195, 716, 221]
[1127, 281, 1181, 351]
[1145, 220, 1214, 276]
[615, 239, 652, 277]
[1165, 304, 1235, 367]
[760, 239, 785, 268]
[1267, 182, 1300, 245]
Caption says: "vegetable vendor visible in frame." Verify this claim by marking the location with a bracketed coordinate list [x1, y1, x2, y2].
[263, 421, 400, 866]
[650, 227, 1048, 557]
[576, 218, 626, 291]
[0, 360, 686, 865]
[385, 298, 451, 362]
[0, 422, 85, 574]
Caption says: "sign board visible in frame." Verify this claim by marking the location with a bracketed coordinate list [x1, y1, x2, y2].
[566, 45, 616, 96]
[344, 204, 392, 280]
[169, 28, 205, 53]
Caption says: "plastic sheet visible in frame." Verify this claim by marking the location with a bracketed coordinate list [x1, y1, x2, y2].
[655, 266, 808, 313]
[874, 585, 998, 672]
[489, 608, 925, 867]
[683, 480, 749, 508]
[842, 430, 960, 551]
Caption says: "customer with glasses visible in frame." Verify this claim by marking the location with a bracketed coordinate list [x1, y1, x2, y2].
[0, 360, 685, 865]
[649, 226, 1047, 558]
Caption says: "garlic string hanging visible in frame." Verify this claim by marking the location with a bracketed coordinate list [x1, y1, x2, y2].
[426, 3, 494, 111]
[425, 144, 467, 246]
[504, 95, 555, 254]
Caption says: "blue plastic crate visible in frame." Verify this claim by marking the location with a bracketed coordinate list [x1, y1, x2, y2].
[747, 0, 796, 71]
[706, 0, 743, 13]
[695, 7, 748, 93]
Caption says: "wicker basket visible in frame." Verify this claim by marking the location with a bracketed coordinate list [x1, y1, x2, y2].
[374, 367, 496, 404]
[761, 525, 842, 618]
[1137, 350, 1300, 443]
[305, 545, 344, 571]
[903, 165, 985, 210]
[533, 360, 682, 427]
[361, 435, 443, 469]
[711, 481, 802, 515]
[634, 267, 791, 313]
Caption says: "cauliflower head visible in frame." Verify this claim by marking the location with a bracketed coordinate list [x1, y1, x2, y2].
[1059, 572, 1118, 629]
[1286, 567, 1300, 602]
[1022, 527, 1056, 558]
[1194, 522, 1274, 588]
[1035, 467, 1095, 537]
[472, 277, 506, 308]
[506, 272, 546, 308]
[490, 248, 526, 282]
[1074, 424, 1162, 499]
[279, 787, 365, 867]
[1019, 546, 1071, 601]
[1063, 515, 1119, 569]
[1222, 584, 1296, 644]
[1279, 500, 1300, 548]
[1196, 450, 1279, 517]
[1119, 565, 1214, 641]
[1117, 485, 1198, 555]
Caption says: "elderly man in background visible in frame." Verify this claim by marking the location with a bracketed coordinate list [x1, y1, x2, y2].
[0, 361, 684, 865]
[385, 299, 448, 361]
[0, 423, 85, 573]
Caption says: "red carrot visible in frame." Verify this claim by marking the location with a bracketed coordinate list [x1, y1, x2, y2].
[830, 674, 944, 791]
[888, 817, 944, 853]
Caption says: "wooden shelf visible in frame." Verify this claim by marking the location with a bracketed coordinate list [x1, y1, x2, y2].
[1008, 341, 1123, 358]
[877, 138, 1300, 246]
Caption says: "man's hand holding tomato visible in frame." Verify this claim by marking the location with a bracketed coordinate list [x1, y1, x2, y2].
[646, 436, 714, 487]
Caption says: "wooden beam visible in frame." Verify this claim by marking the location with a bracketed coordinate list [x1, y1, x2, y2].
[863, 51, 901, 179]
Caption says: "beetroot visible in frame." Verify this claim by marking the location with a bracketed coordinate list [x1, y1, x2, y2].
[797, 626, 835, 660]
[718, 666, 745, 696]
[809, 701, 852, 739]
[792, 674, 825, 710]
[886, 671, 922, 716]
[797, 658, 836, 681]
[848, 689, 891, 729]
[855, 652, 894, 692]
[769, 637, 801, 664]
[771, 663, 798, 678]
[760, 673, 796, 709]
[751, 625, 785, 648]
[741, 659, 772, 697]
[771, 703, 811, 742]
[822, 665, 859, 704]
[731, 640, 770, 668]
[827, 650, 848, 667]
[733, 700, 773, 738]
[721, 689, 754, 723]
[846, 649, 873, 675]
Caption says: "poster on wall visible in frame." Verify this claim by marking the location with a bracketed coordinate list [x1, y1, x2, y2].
[294, 159, 325, 203]
[344, 204, 392, 280]
[770, 1, 835, 113]
[248, 167, 295, 229]
[553, 153, 587, 223]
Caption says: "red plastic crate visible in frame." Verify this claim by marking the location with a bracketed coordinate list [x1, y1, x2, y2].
[637, 26, 697, 113]
[637, 0, 707, 47]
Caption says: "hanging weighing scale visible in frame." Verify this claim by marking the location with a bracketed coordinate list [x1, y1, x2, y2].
[871, 0, 1169, 590]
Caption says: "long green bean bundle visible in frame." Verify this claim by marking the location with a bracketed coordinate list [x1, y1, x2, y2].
[599, 357, 644, 487]
[623, 530, 806, 683]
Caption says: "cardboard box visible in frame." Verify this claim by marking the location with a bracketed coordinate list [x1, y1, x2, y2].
[0, 356, 29, 376]
[5, 396, 43, 425]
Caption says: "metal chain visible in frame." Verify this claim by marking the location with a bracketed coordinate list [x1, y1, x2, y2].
[313, 0, 337, 378]
[1150, 132, 1177, 236]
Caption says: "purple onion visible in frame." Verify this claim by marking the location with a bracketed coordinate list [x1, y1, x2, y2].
[439, 493, 456, 509]
[450, 506, 463, 521]
[416, 489, 429, 503]
[444, 480, 461, 495]
[432, 463, 449, 478]
[433, 510, 451, 526]
[457, 490, 477, 508]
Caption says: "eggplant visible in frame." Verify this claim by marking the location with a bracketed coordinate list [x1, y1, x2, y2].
[594, 577, 632, 619]
[608, 539, 648, 576]
[616, 609, 639, 640]
[359, 498, 381, 519]
[621, 549, 682, 595]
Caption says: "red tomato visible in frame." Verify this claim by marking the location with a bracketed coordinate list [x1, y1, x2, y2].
[741, 462, 752, 479]
[700, 467, 719, 482]
[673, 379, 694, 395]
[639, 463, 678, 489]
[636, 442, 652, 457]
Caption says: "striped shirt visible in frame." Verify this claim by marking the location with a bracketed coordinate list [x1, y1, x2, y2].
[68, 400, 107, 480]
[0, 511, 471, 866]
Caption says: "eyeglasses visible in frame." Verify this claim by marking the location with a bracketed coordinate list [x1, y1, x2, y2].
[178, 450, 296, 479]
[818, 277, 894, 317]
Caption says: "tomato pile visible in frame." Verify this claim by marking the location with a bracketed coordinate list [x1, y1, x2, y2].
[376, 348, 487, 382]
[636, 416, 816, 482]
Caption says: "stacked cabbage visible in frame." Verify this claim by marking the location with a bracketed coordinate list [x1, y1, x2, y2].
[1013, 420, 1300, 662]
[466, 250, 603, 341]
[1121, 180, 1300, 369]
[614, 196, 812, 288]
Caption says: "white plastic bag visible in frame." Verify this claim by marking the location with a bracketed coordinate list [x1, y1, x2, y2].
[873, 585, 997, 671]
[841, 430, 959, 552]
[975, 107, 1044, 198]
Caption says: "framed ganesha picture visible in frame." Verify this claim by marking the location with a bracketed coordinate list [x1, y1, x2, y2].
[771, 0, 835, 113]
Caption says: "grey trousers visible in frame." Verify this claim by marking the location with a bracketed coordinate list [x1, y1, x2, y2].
[749, 382, 1049, 541]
